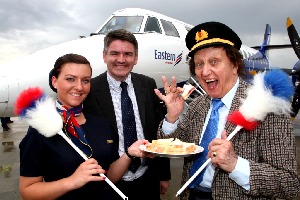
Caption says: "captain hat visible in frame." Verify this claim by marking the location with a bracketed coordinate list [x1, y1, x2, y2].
[185, 21, 242, 57]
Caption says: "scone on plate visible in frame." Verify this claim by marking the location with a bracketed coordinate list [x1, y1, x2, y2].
[146, 138, 196, 154]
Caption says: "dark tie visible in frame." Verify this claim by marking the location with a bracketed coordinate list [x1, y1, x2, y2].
[189, 98, 224, 188]
[120, 82, 140, 173]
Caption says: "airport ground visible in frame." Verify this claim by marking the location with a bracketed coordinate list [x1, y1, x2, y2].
[1, 117, 300, 200]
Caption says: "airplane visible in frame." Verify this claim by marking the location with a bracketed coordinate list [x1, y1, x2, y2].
[0, 8, 289, 117]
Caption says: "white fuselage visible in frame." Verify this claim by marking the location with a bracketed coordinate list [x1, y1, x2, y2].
[0, 8, 270, 116]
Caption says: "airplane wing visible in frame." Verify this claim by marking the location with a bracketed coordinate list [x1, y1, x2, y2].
[251, 44, 292, 50]
[251, 23, 292, 51]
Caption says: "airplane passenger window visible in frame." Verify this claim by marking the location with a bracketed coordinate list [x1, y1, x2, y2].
[99, 16, 143, 34]
[160, 19, 179, 37]
[144, 17, 162, 33]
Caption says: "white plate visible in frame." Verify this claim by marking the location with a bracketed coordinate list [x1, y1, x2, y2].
[139, 144, 204, 158]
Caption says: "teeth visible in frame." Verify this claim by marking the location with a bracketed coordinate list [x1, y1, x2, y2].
[71, 93, 81, 96]
[206, 79, 215, 83]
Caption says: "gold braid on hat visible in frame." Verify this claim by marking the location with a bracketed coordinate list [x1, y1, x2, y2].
[190, 38, 234, 53]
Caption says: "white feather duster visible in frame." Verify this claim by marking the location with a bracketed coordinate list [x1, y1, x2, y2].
[26, 96, 63, 137]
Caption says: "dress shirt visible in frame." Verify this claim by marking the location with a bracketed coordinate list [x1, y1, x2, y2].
[107, 73, 147, 181]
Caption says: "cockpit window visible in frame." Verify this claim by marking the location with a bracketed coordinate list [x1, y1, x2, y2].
[98, 16, 143, 34]
[185, 26, 192, 32]
[160, 19, 179, 37]
[144, 17, 161, 33]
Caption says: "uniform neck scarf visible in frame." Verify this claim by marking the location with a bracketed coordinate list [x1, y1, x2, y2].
[56, 100, 93, 158]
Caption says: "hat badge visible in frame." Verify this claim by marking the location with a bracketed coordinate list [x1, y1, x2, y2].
[195, 30, 208, 42]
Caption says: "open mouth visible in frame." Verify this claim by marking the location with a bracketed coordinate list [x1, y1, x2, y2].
[206, 79, 218, 89]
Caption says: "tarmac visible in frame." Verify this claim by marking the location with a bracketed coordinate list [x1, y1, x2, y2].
[1, 116, 300, 200]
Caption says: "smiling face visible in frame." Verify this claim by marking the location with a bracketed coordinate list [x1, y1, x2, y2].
[52, 63, 91, 109]
[193, 46, 238, 98]
[103, 39, 138, 81]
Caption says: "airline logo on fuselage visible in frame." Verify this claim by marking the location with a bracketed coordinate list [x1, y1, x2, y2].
[154, 50, 182, 66]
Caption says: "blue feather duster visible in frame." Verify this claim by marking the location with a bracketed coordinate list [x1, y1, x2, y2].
[264, 69, 294, 101]
[238, 69, 293, 122]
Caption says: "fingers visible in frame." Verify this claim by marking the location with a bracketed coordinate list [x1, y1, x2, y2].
[85, 158, 98, 164]
[130, 139, 156, 158]
[154, 76, 181, 102]
[70, 159, 106, 189]
[129, 139, 151, 158]
[133, 139, 148, 146]
[162, 76, 170, 94]
[81, 158, 100, 171]
[145, 152, 156, 159]
[212, 151, 217, 157]
[208, 139, 238, 172]
[221, 130, 227, 140]
[170, 76, 177, 92]
[158, 76, 184, 97]
[162, 76, 177, 94]
[208, 138, 229, 156]
[154, 88, 164, 100]
[160, 181, 170, 195]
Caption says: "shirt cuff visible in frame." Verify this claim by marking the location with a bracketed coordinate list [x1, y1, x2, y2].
[161, 118, 179, 135]
[229, 156, 250, 190]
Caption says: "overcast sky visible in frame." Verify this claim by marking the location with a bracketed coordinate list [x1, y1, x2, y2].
[0, 0, 299, 69]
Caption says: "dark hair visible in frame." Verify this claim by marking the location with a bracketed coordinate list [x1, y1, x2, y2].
[49, 53, 92, 92]
[103, 29, 138, 55]
[188, 45, 246, 79]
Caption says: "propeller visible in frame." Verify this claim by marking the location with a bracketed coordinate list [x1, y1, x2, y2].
[287, 17, 300, 60]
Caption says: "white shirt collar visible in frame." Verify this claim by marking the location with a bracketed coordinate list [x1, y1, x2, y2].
[220, 78, 239, 109]
[107, 72, 132, 90]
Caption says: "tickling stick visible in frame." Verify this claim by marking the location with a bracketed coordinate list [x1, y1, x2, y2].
[56, 130, 128, 200]
[14, 87, 128, 200]
[176, 125, 243, 197]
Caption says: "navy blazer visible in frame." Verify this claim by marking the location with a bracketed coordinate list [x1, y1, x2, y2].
[84, 71, 171, 181]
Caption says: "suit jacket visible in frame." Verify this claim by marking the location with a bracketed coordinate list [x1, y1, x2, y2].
[158, 79, 300, 199]
[84, 71, 171, 181]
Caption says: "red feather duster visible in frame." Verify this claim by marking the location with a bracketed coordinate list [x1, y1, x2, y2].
[14, 87, 44, 116]
[227, 111, 259, 131]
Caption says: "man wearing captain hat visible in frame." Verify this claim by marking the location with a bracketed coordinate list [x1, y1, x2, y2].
[155, 21, 299, 199]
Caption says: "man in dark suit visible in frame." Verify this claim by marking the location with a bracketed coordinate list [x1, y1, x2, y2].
[84, 29, 170, 200]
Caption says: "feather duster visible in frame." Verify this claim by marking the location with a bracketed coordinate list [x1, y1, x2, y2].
[14, 87, 128, 200]
[227, 69, 294, 139]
